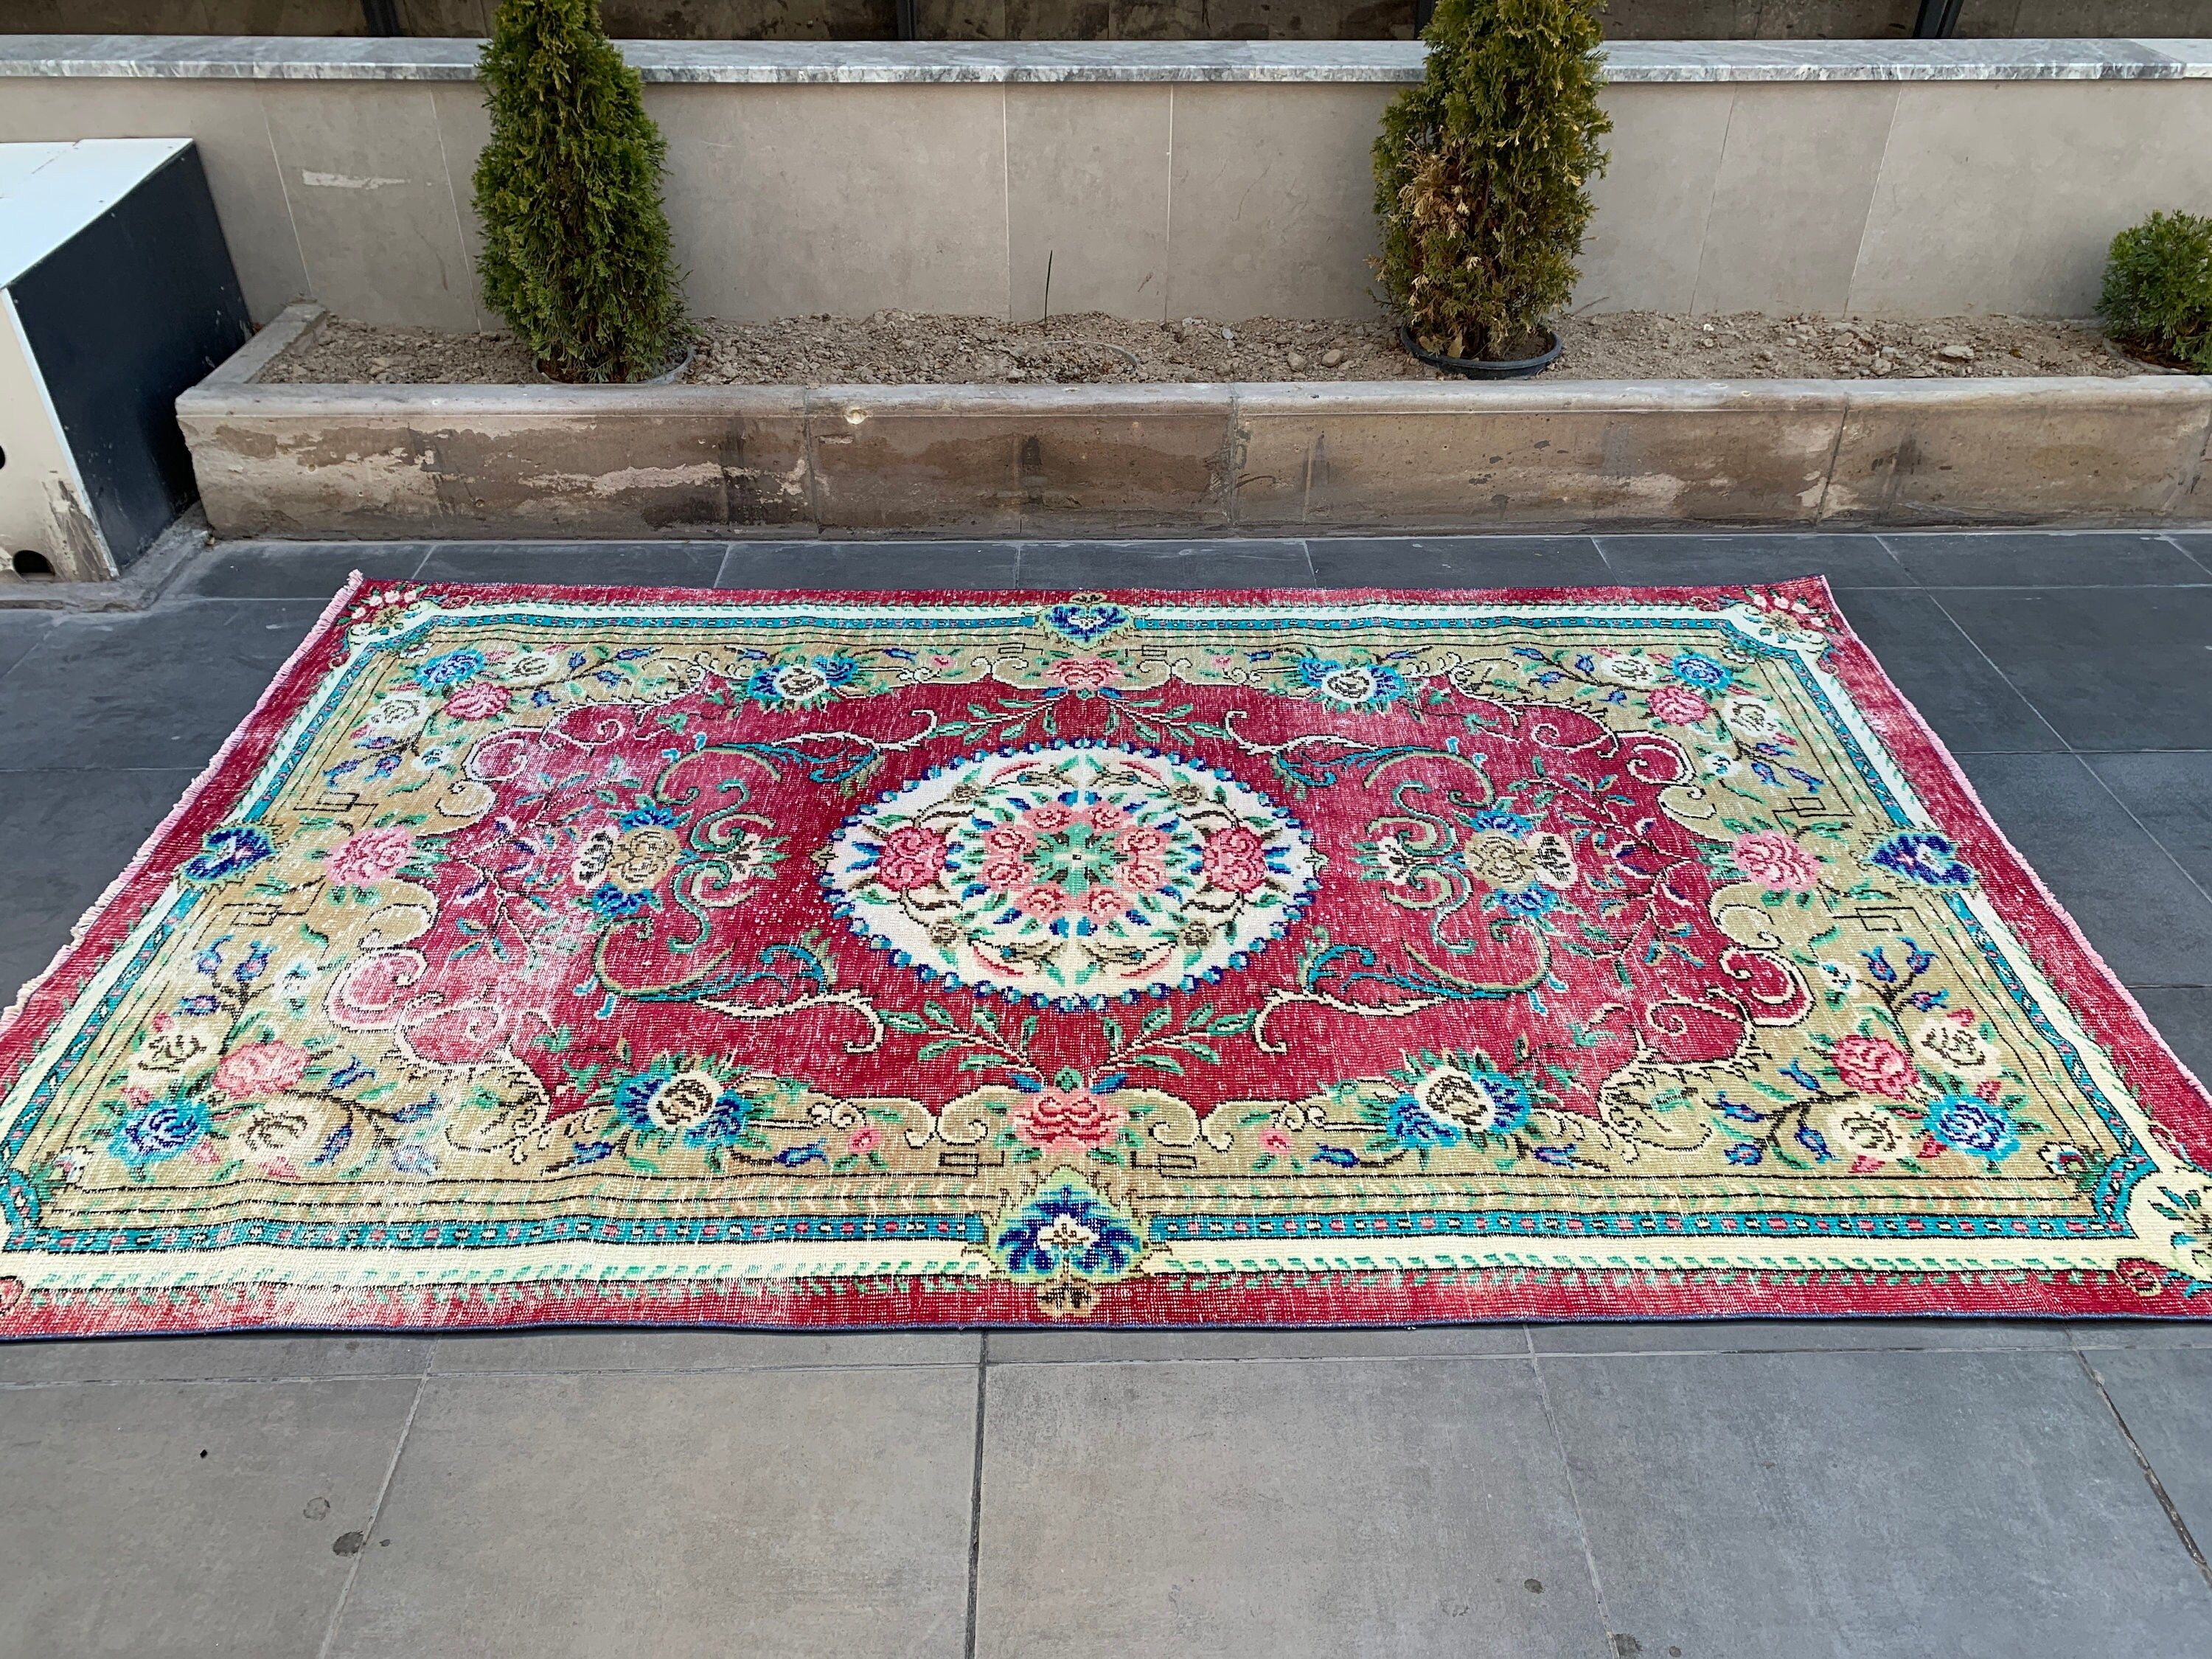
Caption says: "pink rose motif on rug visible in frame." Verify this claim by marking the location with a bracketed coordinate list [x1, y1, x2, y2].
[1, 578, 2211, 1335]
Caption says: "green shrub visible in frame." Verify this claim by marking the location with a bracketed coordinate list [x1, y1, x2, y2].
[473, 0, 688, 383]
[2099, 210, 2212, 374]
[1373, 0, 1610, 363]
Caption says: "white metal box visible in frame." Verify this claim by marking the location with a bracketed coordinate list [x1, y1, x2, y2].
[0, 139, 249, 580]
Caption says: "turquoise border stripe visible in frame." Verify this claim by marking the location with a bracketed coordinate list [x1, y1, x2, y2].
[24, 1210, 987, 1255]
[1152, 1208, 2118, 1243]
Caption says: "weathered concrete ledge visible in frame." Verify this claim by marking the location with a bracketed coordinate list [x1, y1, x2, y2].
[178, 308, 2212, 540]
[5, 35, 2209, 84]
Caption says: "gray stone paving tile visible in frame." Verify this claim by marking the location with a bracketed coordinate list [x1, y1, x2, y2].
[1955, 752, 2212, 988]
[430, 1328, 979, 1374]
[1307, 533, 1608, 588]
[173, 541, 430, 599]
[0, 767, 199, 1002]
[1882, 530, 2208, 588]
[2131, 987, 2212, 1072]
[2081, 1346, 2212, 1562]
[2168, 531, 2212, 578]
[972, 1357, 1607, 1659]
[0, 1333, 434, 1386]
[1933, 586, 2212, 752]
[2084, 753, 2212, 896]
[988, 1324, 1531, 1363]
[2069, 1320, 2212, 1351]
[0, 599, 326, 772]
[1832, 588, 2065, 753]
[1529, 1318, 2069, 1354]
[0, 609, 56, 678]
[1540, 1348, 2212, 1658]
[1016, 538, 1314, 590]
[416, 540, 728, 587]
[0, 1377, 420, 1655]
[326, 1367, 975, 1658]
[717, 539, 1020, 590]
[1595, 532, 1910, 587]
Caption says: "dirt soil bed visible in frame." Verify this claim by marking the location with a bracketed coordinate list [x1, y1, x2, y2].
[267, 310, 2151, 386]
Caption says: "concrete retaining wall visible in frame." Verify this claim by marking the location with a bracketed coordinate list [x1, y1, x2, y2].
[7, 37, 2212, 327]
[179, 307, 2212, 537]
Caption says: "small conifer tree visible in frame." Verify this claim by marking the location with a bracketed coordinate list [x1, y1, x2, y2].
[2100, 210, 2212, 374]
[1374, 0, 1610, 363]
[473, 0, 688, 383]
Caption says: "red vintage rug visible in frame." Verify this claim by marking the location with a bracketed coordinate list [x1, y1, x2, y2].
[3, 577, 2209, 1336]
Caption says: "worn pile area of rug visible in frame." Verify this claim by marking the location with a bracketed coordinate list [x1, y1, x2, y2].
[3, 578, 2208, 1335]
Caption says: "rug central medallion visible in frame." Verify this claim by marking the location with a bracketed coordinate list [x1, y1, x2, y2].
[822, 742, 1319, 1007]
[3, 578, 2210, 1335]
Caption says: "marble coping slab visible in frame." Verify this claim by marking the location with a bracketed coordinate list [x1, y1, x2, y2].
[1, 34, 2208, 85]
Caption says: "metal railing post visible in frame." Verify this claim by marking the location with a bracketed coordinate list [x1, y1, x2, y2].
[1912, 0, 1966, 38]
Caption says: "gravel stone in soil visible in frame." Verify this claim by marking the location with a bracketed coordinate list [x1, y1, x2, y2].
[265, 310, 2149, 386]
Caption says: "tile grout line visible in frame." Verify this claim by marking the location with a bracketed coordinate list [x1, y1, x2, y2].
[2153, 529, 2212, 581]
[0, 1368, 439, 1391]
[961, 1333, 990, 1659]
[2078, 760, 2212, 919]
[1524, 1335, 1620, 1657]
[1917, 588, 2073, 752]
[1874, 525, 2212, 591]
[1860, 532, 1921, 587]
[0, 611, 63, 694]
[1919, 580, 2212, 919]
[2073, 1347, 2212, 1594]
[316, 1366, 431, 1659]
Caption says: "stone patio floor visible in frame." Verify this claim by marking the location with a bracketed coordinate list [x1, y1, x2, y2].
[4, 526, 2212, 1658]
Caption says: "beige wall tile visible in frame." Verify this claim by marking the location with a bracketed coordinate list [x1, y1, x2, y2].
[0, 80, 309, 325]
[1164, 83, 1392, 321]
[1579, 85, 1733, 315]
[1006, 84, 1172, 323]
[648, 83, 1010, 321]
[259, 82, 479, 330]
[1692, 82, 1896, 315]
[1851, 81, 2212, 319]
[429, 83, 495, 333]
[8, 73, 2209, 332]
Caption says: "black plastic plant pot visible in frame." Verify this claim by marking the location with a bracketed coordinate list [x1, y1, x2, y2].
[1398, 322, 1562, 380]
[539, 339, 697, 386]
